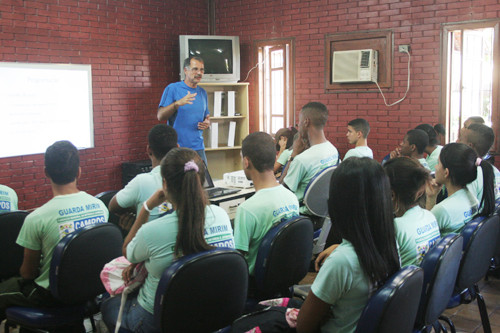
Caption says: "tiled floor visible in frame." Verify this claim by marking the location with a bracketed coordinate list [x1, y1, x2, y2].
[299, 272, 500, 332]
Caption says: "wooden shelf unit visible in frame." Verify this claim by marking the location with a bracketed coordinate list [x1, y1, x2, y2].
[199, 82, 249, 179]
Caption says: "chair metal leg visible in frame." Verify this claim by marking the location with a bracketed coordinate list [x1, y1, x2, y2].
[474, 284, 492, 333]
[439, 315, 456, 333]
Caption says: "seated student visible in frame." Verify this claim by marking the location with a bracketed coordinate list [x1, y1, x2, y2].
[234, 132, 299, 276]
[0, 184, 18, 212]
[281, 102, 340, 215]
[0, 141, 109, 322]
[109, 124, 178, 222]
[384, 157, 441, 267]
[391, 129, 431, 170]
[415, 124, 443, 172]
[344, 118, 373, 159]
[101, 148, 234, 333]
[297, 158, 400, 332]
[459, 116, 494, 164]
[426, 143, 495, 236]
[273, 127, 298, 174]
[434, 123, 446, 145]
[459, 123, 500, 204]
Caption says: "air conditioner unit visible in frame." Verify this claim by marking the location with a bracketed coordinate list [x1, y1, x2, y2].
[332, 49, 378, 83]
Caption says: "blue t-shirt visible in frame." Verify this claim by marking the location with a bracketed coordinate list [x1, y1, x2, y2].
[158, 81, 209, 150]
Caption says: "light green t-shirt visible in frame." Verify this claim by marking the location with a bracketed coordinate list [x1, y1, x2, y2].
[344, 146, 373, 160]
[418, 158, 431, 171]
[127, 204, 234, 314]
[426, 145, 442, 172]
[395, 206, 441, 267]
[0, 184, 18, 212]
[284, 141, 339, 214]
[431, 189, 478, 236]
[234, 185, 299, 275]
[16, 192, 109, 289]
[116, 166, 171, 220]
[311, 240, 371, 333]
[467, 164, 500, 211]
[277, 149, 292, 166]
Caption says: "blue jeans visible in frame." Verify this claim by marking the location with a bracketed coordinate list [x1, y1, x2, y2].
[101, 294, 159, 333]
[196, 149, 208, 167]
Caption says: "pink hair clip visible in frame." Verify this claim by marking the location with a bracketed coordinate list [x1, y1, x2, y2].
[184, 160, 199, 173]
[475, 157, 482, 166]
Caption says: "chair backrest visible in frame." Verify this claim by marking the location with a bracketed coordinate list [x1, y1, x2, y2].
[50, 223, 123, 304]
[254, 216, 314, 299]
[414, 234, 463, 329]
[0, 211, 29, 280]
[303, 166, 336, 217]
[95, 190, 122, 231]
[455, 214, 500, 292]
[154, 248, 248, 333]
[355, 265, 424, 333]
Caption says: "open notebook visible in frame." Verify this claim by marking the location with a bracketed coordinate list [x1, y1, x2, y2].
[203, 162, 240, 199]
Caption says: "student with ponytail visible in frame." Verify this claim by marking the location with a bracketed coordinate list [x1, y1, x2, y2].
[101, 148, 234, 333]
[427, 143, 495, 236]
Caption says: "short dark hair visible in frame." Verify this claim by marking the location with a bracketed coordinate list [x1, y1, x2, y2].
[242, 132, 276, 172]
[148, 124, 178, 160]
[45, 141, 80, 185]
[465, 116, 485, 127]
[301, 102, 328, 129]
[348, 118, 370, 138]
[467, 123, 495, 157]
[434, 123, 445, 136]
[183, 56, 204, 69]
[415, 124, 438, 146]
[406, 129, 429, 154]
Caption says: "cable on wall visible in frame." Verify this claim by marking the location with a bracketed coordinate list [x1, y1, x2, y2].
[375, 50, 411, 106]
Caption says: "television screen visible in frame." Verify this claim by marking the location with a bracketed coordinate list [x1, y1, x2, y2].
[179, 35, 240, 82]
[189, 39, 233, 75]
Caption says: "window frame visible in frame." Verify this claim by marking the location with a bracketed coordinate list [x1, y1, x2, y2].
[254, 38, 295, 133]
[440, 20, 500, 151]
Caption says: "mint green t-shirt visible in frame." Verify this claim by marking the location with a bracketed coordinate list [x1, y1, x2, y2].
[127, 204, 234, 314]
[234, 185, 299, 274]
[311, 240, 371, 333]
[277, 149, 292, 166]
[426, 145, 442, 172]
[431, 189, 478, 236]
[467, 164, 500, 212]
[16, 192, 109, 289]
[343, 146, 373, 160]
[284, 141, 339, 214]
[0, 184, 18, 212]
[418, 158, 431, 171]
[116, 166, 171, 220]
[395, 206, 441, 267]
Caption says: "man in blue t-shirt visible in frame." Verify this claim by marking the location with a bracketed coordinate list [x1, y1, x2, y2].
[157, 56, 211, 164]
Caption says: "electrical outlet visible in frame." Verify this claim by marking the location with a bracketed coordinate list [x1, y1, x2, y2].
[399, 45, 410, 53]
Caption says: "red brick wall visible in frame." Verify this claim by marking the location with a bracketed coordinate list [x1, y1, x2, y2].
[215, 0, 500, 160]
[0, 0, 208, 209]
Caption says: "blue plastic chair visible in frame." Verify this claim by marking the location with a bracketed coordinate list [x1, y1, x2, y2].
[413, 234, 463, 332]
[153, 248, 248, 333]
[0, 210, 29, 281]
[4, 223, 123, 332]
[439, 214, 500, 333]
[355, 265, 424, 333]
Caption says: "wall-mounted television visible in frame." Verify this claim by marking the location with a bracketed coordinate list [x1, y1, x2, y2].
[179, 35, 240, 83]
